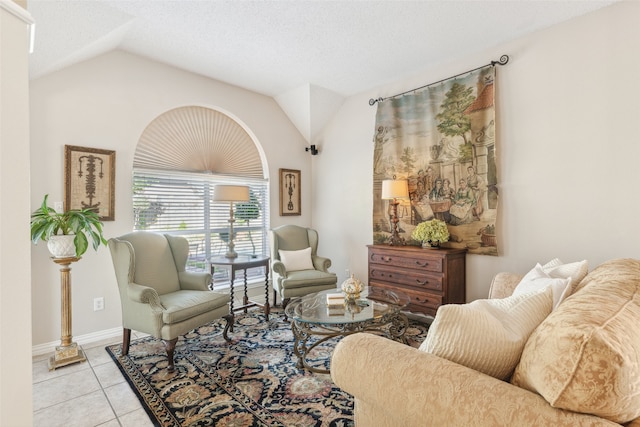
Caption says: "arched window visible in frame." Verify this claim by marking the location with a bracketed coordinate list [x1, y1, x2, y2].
[132, 106, 269, 274]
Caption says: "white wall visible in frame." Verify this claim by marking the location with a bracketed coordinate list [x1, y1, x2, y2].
[29, 51, 311, 346]
[314, 0, 640, 301]
[1, 0, 34, 423]
[29, 1, 640, 348]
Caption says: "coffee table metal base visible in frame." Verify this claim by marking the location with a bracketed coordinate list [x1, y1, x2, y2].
[290, 311, 409, 374]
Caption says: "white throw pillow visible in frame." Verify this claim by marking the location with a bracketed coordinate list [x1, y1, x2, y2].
[278, 247, 314, 271]
[542, 258, 589, 287]
[513, 263, 572, 310]
[419, 287, 553, 380]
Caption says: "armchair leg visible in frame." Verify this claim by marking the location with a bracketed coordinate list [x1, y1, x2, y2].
[273, 289, 278, 307]
[163, 338, 178, 372]
[122, 328, 131, 356]
[282, 298, 291, 321]
[222, 314, 233, 342]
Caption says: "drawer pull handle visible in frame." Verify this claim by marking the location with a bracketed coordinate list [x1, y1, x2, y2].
[415, 261, 429, 267]
[415, 297, 430, 303]
[416, 279, 429, 285]
[381, 256, 393, 263]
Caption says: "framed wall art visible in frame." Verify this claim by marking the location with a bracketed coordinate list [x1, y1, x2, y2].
[64, 145, 116, 221]
[279, 168, 301, 216]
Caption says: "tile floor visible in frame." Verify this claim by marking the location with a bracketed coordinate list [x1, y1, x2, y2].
[32, 292, 270, 427]
[32, 331, 154, 427]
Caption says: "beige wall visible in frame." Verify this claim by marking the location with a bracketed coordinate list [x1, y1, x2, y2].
[28, 1, 640, 349]
[29, 51, 311, 347]
[313, 0, 640, 301]
[1, 0, 34, 424]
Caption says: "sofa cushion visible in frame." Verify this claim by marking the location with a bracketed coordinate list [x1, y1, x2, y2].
[278, 247, 314, 271]
[511, 258, 640, 424]
[419, 287, 553, 380]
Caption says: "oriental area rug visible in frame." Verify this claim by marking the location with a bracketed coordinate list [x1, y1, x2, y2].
[106, 309, 429, 427]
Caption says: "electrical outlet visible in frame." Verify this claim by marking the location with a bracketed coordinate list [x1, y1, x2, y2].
[345, 269, 350, 277]
[93, 297, 104, 311]
[53, 201, 63, 212]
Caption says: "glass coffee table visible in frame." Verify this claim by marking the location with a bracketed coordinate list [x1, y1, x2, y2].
[285, 287, 410, 374]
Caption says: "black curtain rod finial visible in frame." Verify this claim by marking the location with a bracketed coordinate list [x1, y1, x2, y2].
[491, 55, 509, 66]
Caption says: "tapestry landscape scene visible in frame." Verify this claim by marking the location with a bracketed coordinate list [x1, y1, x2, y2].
[373, 65, 498, 255]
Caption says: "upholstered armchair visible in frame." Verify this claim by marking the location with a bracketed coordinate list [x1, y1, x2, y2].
[269, 225, 337, 315]
[108, 232, 232, 371]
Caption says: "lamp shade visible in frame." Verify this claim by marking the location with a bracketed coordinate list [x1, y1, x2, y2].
[213, 185, 250, 202]
[381, 179, 409, 200]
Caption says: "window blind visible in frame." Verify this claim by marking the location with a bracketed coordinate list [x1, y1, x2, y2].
[133, 168, 270, 284]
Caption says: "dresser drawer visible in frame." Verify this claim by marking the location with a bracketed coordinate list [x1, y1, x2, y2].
[369, 248, 443, 273]
[369, 265, 443, 292]
[370, 282, 442, 316]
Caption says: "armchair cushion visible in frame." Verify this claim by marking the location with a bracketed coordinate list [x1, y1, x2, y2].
[420, 287, 553, 380]
[280, 269, 338, 289]
[278, 247, 314, 271]
[159, 290, 230, 324]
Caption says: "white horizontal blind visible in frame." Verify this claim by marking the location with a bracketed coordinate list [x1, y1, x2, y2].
[133, 169, 269, 283]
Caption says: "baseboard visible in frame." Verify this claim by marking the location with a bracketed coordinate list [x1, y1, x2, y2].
[33, 282, 270, 357]
[32, 326, 122, 357]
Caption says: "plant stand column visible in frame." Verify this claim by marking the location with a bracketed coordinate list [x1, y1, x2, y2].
[48, 257, 87, 370]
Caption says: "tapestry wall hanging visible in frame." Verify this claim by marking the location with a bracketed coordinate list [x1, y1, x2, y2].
[372, 64, 499, 256]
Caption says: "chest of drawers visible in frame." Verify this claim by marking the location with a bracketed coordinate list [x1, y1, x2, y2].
[367, 245, 466, 316]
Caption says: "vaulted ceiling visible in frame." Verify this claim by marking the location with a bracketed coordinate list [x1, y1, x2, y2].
[27, 0, 617, 143]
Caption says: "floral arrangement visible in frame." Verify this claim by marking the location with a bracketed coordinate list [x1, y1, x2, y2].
[411, 219, 450, 244]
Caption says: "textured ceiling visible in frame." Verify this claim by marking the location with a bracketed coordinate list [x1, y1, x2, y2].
[26, 0, 618, 142]
[27, 0, 618, 98]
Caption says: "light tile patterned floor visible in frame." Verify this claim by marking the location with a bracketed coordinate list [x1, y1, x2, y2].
[32, 332, 154, 427]
[32, 293, 271, 426]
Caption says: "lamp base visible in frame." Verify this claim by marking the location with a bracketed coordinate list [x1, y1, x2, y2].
[225, 250, 238, 259]
[388, 200, 405, 246]
[388, 235, 405, 246]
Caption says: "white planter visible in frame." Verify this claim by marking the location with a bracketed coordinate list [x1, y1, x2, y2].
[47, 235, 76, 258]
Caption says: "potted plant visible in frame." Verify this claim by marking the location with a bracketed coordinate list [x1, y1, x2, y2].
[30, 194, 108, 258]
[411, 219, 450, 248]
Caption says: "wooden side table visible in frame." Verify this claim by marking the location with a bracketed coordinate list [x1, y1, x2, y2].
[210, 255, 270, 331]
[49, 257, 87, 370]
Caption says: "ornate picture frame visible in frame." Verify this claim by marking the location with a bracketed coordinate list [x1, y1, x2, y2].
[279, 168, 301, 216]
[64, 145, 116, 221]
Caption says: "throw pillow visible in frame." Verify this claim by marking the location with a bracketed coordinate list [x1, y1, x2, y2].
[419, 287, 553, 380]
[278, 247, 314, 271]
[541, 258, 589, 289]
[513, 263, 572, 310]
[511, 258, 640, 424]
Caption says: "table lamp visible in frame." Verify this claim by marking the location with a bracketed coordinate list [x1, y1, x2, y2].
[213, 185, 250, 258]
[381, 177, 409, 246]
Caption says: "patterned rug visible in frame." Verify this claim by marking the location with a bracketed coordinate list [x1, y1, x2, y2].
[106, 308, 430, 427]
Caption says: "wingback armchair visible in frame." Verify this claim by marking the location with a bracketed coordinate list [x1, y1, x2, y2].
[269, 225, 337, 314]
[108, 232, 232, 371]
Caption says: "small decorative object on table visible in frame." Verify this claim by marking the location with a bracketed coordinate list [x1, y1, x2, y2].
[411, 219, 450, 249]
[341, 274, 364, 302]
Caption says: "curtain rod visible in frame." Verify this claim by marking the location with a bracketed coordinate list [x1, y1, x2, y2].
[368, 54, 509, 106]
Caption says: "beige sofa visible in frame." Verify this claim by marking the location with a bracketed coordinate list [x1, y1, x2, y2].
[331, 259, 640, 426]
